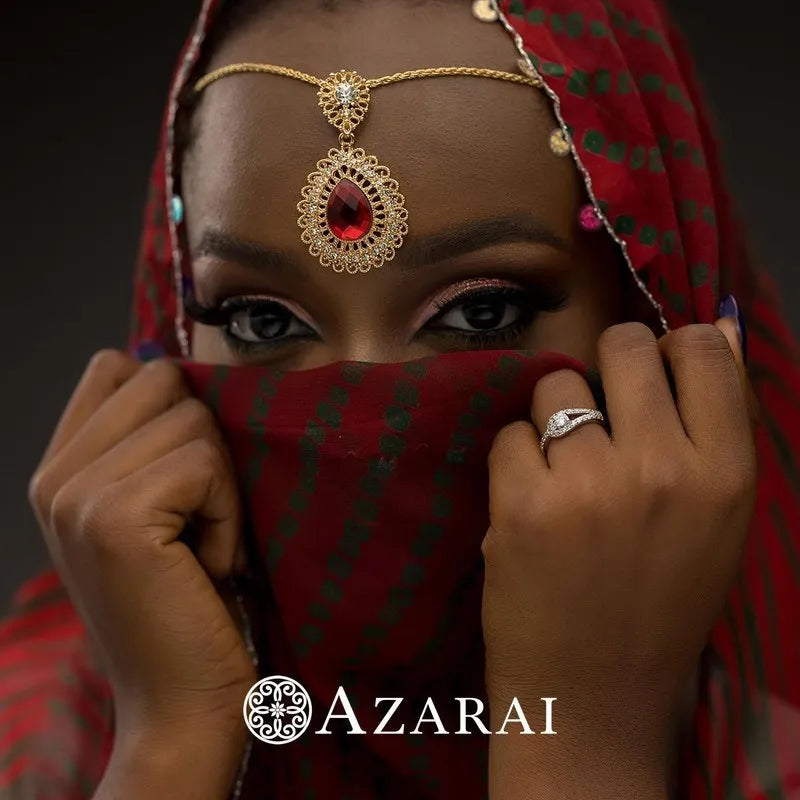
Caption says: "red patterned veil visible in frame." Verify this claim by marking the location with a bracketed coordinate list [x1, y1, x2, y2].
[0, 1, 798, 798]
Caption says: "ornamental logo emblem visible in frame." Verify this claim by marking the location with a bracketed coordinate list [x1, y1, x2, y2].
[243, 675, 313, 745]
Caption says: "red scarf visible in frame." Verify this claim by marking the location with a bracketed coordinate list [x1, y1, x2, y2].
[183, 349, 594, 798]
[2, 1, 799, 797]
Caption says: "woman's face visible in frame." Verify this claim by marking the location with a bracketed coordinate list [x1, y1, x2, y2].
[184, 0, 641, 370]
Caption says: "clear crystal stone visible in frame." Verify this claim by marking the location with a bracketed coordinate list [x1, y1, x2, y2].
[335, 82, 356, 105]
[552, 411, 570, 430]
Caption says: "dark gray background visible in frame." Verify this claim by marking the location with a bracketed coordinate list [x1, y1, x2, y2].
[1, 1, 796, 607]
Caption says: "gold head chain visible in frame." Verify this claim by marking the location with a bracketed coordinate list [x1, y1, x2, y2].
[193, 62, 556, 274]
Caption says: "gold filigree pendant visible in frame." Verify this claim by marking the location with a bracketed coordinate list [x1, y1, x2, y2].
[296, 70, 409, 273]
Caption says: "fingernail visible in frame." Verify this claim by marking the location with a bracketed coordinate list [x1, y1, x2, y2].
[718, 293, 748, 364]
[133, 340, 166, 363]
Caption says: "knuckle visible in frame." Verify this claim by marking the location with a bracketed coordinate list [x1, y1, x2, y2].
[488, 421, 533, 471]
[533, 368, 584, 398]
[567, 467, 601, 506]
[76, 492, 118, 552]
[87, 348, 130, 377]
[671, 324, 732, 364]
[177, 397, 216, 433]
[492, 503, 532, 536]
[636, 451, 684, 496]
[143, 357, 185, 395]
[480, 527, 506, 567]
[490, 477, 552, 534]
[483, 510, 527, 561]
[540, 470, 596, 524]
[188, 437, 225, 475]
[49, 483, 83, 537]
[480, 529, 494, 561]
[715, 452, 758, 504]
[598, 322, 656, 360]
[27, 469, 52, 519]
[51, 482, 122, 554]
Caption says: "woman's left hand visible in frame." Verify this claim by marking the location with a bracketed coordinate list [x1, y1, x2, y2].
[481, 319, 758, 799]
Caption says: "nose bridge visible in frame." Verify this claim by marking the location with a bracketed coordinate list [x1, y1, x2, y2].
[318, 269, 416, 363]
[335, 326, 409, 363]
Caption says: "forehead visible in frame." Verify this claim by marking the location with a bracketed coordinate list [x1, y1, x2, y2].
[184, 1, 581, 254]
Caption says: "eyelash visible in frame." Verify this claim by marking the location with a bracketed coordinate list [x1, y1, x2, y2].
[184, 291, 311, 354]
[424, 285, 554, 346]
[184, 284, 566, 355]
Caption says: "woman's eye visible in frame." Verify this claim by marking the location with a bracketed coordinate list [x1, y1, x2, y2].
[426, 290, 533, 335]
[431, 297, 522, 332]
[226, 301, 313, 345]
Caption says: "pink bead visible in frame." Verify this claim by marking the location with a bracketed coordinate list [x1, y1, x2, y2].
[578, 204, 603, 232]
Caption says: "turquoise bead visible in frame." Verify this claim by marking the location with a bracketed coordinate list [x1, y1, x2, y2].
[170, 195, 184, 225]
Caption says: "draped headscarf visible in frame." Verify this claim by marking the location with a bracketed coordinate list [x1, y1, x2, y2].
[1, 1, 799, 798]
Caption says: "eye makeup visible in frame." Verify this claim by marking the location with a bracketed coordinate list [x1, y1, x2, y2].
[184, 289, 318, 332]
[184, 289, 320, 355]
[184, 270, 569, 358]
[411, 278, 528, 330]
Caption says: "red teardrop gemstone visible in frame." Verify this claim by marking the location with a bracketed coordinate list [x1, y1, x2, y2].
[327, 179, 372, 241]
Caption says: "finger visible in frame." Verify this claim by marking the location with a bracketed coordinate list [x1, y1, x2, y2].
[124, 439, 242, 579]
[487, 419, 545, 529]
[658, 324, 749, 454]
[52, 438, 241, 580]
[714, 316, 760, 432]
[62, 398, 244, 573]
[530, 369, 609, 469]
[66, 398, 227, 489]
[31, 359, 189, 520]
[40, 349, 140, 464]
[596, 322, 684, 446]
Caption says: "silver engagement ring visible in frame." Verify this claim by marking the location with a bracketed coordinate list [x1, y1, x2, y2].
[539, 408, 605, 454]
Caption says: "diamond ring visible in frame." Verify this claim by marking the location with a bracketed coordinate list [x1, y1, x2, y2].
[539, 407, 606, 454]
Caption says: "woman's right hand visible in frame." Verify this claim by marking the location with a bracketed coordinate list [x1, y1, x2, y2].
[28, 350, 257, 798]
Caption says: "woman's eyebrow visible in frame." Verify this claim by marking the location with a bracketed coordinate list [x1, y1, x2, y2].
[192, 213, 571, 275]
[398, 214, 573, 269]
[193, 228, 293, 274]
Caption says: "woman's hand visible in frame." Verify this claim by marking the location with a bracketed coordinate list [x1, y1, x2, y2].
[28, 350, 256, 798]
[482, 320, 757, 799]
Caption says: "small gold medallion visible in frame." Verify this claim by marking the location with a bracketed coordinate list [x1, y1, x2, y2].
[472, 0, 499, 22]
[549, 128, 571, 157]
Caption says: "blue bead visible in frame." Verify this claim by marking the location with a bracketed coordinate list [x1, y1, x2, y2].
[170, 195, 184, 225]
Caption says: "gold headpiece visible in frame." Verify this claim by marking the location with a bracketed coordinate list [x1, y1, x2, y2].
[194, 62, 544, 274]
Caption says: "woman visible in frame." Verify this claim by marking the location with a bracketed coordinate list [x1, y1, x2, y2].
[1, 0, 798, 797]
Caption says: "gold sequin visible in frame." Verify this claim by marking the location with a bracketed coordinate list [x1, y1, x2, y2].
[472, 0, 498, 22]
[549, 128, 571, 157]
